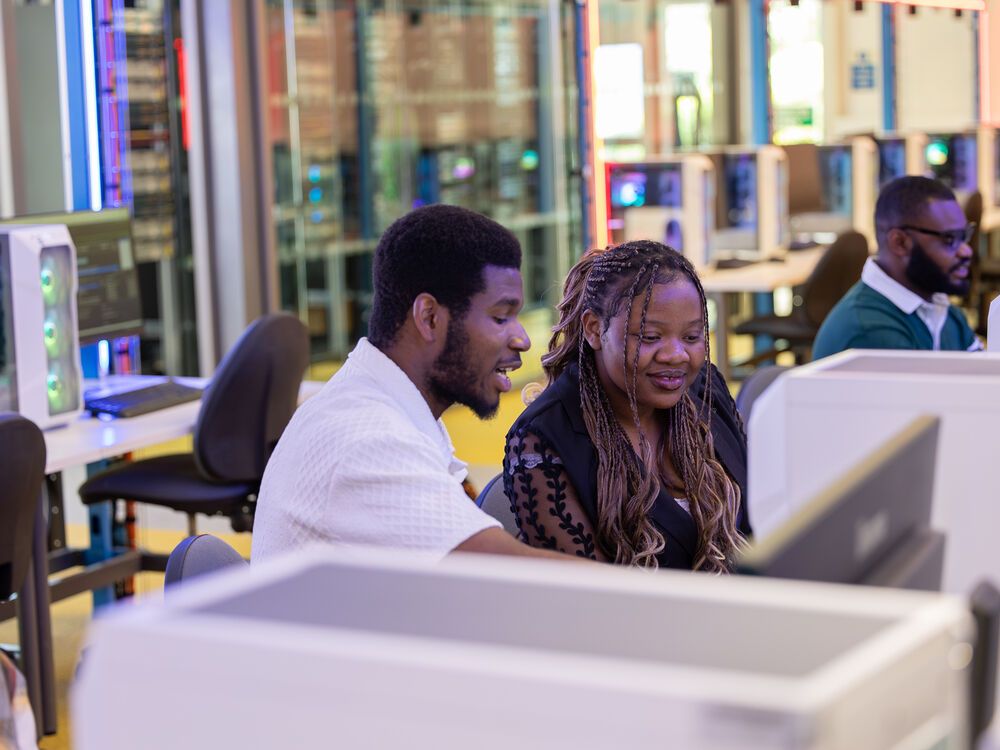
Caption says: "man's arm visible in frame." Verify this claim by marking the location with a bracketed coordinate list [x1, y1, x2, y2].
[452, 527, 591, 562]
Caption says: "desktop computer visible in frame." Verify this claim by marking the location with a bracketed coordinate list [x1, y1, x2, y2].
[605, 155, 715, 269]
[704, 145, 789, 263]
[74, 546, 975, 749]
[0, 225, 83, 428]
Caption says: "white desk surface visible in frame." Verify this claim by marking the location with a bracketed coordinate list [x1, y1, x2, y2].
[699, 246, 825, 294]
[43, 375, 324, 475]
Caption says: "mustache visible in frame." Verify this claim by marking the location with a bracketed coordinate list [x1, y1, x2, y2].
[949, 259, 971, 274]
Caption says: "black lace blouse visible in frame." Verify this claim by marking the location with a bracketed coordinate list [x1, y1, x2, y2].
[502, 363, 752, 568]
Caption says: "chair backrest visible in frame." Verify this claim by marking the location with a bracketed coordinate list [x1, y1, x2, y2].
[194, 313, 309, 483]
[164, 534, 247, 588]
[475, 473, 520, 537]
[735, 365, 791, 425]
[0, 413, 46, 600]
[802, 230, 869, 327]
[784, 143, 824, 215]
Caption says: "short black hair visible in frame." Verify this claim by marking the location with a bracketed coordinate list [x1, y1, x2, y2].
[874, 176, 958, 248]
[368, 204, 522, 348]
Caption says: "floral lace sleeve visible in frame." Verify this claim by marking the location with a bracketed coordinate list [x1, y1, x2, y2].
[502, 428, 608, 561]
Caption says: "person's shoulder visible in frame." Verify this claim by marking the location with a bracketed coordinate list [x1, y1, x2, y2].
[291, 376, 418, 443]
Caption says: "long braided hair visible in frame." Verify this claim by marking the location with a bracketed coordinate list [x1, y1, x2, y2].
[543, 240, 745, 572]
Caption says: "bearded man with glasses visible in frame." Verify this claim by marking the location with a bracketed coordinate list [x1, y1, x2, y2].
[813, 175, 983, 358]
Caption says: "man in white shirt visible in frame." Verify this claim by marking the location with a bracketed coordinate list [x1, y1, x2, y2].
[813, 176, 982, 358]
[252, 205, 572, 562]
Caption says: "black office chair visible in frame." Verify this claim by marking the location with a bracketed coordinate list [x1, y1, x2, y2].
[79, 313, 310, 570]
[475, 473, 520, 537]
[163, 534, 247, 589]
[733, 231, 869, 366]
[0, 413, 47, 731]
[734, 365, 791, 425]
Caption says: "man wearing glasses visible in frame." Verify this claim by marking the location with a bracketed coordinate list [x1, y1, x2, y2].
[813, 175, 983, 358]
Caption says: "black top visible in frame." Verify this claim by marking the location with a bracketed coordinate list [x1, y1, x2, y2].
[502, 363, 752, 569]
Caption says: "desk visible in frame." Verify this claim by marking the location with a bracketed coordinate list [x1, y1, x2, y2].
[27, 376, 322, 735]
[698, 246, 826, 379]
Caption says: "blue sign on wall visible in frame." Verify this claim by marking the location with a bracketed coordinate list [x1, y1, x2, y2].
[851, 52, 876, 90]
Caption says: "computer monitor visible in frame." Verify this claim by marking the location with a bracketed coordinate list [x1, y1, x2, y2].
[0, 209, 142, 344]
[876, 137, 907, 186]
[704, 145, 788, 262]
[739, 415, 943, 591]
[605, 156, 715, 268]
[926, 132, 978, 197]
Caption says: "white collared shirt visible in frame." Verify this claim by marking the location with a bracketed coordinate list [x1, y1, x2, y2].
[861, 258, 981, 351]
[252, 338, 499, 562]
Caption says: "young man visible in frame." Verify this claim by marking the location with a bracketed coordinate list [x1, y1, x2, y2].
[252, 204, 571, 562]
[813, 176, 982, 359]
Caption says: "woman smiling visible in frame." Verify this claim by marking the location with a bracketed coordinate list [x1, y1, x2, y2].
[503, 240, 751, 571]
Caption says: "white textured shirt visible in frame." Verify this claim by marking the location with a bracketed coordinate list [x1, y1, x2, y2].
[861, 258, 981, 351]
[251, 338, 499, 562]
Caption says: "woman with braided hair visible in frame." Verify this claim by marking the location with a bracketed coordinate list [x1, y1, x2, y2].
[503, 240, 751, 571]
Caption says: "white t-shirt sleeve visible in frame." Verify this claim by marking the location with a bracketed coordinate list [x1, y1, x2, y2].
[331, 430, 500, 557]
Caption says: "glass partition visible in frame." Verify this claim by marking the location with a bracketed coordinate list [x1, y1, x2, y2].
[266, 0, 581, 361]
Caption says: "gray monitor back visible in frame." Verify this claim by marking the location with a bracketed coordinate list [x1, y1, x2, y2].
[740, 415, 941, 590]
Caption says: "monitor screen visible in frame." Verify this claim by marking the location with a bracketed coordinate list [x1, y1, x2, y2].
[877, 137, 907, 186]
[722, 153, 757, 229]
[817, 144, 852, 214]
[926, 133, 978, 193]
[608, 163, 682, 209]
[0, 209, 143, 345]
[738, 415, 942, 590]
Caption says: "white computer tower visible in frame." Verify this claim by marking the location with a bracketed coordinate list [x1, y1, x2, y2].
[903, 132, 929, 177]
[848, 136, 877, 248]
[0, 224, 83, 428]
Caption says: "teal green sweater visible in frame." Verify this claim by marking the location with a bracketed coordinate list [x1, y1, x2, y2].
[812, 281, 978, 359]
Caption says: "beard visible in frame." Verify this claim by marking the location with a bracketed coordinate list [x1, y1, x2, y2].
[905, 239, 970, 296]
[428, 320, 499, 419]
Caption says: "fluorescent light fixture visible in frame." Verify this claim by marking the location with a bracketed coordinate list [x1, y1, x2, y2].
[79, 0, 102, 211]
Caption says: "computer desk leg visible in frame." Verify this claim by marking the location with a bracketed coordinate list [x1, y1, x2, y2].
[31, 488, 57, 735]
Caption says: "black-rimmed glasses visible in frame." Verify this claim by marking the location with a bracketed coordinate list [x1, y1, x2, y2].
[897, 223, 976, 251]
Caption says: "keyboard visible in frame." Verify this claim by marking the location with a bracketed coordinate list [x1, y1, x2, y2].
[85, 379, 203, 418]
[714, 257, 759, 270]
